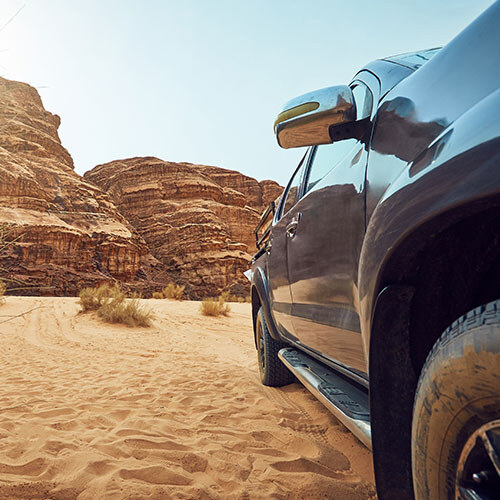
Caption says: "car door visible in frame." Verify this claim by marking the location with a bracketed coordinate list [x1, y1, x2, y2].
[286, 80, 376, 378]
[267, 150, 310, 341]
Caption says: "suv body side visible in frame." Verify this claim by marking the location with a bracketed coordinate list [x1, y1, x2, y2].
[251, 3, 500, 497]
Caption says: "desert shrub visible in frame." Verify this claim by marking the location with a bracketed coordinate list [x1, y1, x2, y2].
[245, 295, 251, 303]
[220, 291, 242, 302]
[162, 283, 185, 300]
[0, 280, 5, 304]
[97, 297, 154, 327]
[237, 297, 244, 303]
[79, 283, 154, 327]
[79, 283, 124, 312]
[152, 291, 163, 299]
[200, 296, 231, 317]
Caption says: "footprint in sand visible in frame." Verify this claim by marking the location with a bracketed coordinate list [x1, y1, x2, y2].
[119, 465, 192, 485]
[114, 428, 161, 438]
[109, 409, 131, 422]
[50, 420, 79, 431]
[34, 407, 76, 419]
[0, 458, 48, 477]
[161, 451, 208, 473]
[84, 459, 116, 476]
[41, 439, 78, 456]
[124, 438, 189, 451]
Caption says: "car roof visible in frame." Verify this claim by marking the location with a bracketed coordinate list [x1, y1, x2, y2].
[382, 48, 442, 70]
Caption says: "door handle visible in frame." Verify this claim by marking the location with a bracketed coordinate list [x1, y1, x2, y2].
[286, 220, 298, 237]
[286, 212, 302, 238]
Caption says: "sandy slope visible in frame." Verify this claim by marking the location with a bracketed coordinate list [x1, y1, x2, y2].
[0, 297, 376, 499]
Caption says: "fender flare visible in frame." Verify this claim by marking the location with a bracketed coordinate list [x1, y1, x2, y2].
[251, 266, 282, 347]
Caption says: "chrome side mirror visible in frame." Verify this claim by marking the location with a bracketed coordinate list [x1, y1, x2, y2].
[274, 85, 355, 149]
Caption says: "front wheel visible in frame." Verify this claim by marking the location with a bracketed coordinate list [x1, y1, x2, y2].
[412, 300, 500, 500]
[255, 307, 294, 387]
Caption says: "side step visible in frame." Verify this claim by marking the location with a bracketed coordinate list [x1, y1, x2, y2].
[278, 347, 372, 449]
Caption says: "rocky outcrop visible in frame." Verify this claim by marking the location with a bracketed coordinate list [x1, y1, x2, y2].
[85, 158, 282, 298]
[0, 75, 283, 298]
[0, 76, 161, 295]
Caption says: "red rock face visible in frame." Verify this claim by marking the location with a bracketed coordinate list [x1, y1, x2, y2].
[85, 158, 282, 298]
[0, 77, 155, 295]
[0, 75, 283, 298]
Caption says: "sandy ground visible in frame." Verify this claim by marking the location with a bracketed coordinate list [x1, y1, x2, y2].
[0, 297, 376, 500]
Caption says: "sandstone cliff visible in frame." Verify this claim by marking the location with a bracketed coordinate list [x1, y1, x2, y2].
[0, 77, 160, 295]
[85, 158, 282, 298]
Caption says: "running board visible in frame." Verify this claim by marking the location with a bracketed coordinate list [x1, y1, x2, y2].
[278, 347, 372, 450]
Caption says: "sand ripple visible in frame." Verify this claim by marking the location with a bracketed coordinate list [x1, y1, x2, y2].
[0, 297, 376, 499]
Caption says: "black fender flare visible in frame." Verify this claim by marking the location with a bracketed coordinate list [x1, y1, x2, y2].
[369, 285, 416, 500]
[251, 266, 282, 348]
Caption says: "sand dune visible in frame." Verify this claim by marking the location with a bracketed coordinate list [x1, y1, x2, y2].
[0, 297, 376, 499]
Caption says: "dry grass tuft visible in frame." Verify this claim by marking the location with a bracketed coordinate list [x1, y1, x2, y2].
[162, 283, 185, 300]
[79, 283, 154, 327]
[220, 291, 245, 303]
[200, 296, 231, 317]
[97, 298, 154, 327]
[0, 280, 5, 305]
[152, 283, 185, 300]
[79, 283, 123, 312]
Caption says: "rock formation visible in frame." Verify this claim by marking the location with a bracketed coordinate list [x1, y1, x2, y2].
[0, 75, 283, 298]
[0, 76, 161, 295]
[85, 158, 282, 298]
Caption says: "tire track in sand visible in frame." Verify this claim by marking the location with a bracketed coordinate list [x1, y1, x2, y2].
[0, 297, 376, 499]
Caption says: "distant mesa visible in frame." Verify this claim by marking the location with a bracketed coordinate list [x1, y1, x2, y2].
[84, 157, 281, 299]
[0, 76, 282, 297]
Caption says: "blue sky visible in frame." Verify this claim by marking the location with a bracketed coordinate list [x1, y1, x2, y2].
[0, 0, 495, 185]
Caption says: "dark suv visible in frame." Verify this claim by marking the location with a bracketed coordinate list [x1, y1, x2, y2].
[249, 3, 500, 499]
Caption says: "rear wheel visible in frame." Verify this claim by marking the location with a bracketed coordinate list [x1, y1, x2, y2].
[256, 307, 294, 387]
[412, 300, 500, 500]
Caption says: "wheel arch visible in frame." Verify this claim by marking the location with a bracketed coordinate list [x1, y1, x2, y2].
[251, 266, 282, 347]
[367, 197, 500, 499]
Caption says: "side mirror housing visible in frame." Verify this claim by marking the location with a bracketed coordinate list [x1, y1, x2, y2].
[274, 85, 356, 149]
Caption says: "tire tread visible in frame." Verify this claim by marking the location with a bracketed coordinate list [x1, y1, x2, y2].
[258, 308, 295, 387]
[418, 299, 500, 395]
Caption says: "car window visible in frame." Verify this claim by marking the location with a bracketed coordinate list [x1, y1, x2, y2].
[279, 152, 309, 219]
[304, 140, 358, 195]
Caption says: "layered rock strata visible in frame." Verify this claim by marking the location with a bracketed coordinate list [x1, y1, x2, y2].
[0, 77, 159, 295]
[85, 158, 282, 298]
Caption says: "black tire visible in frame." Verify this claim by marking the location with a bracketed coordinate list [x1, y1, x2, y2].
[412, 300, 500, 500]
[255, 307, 294, 387]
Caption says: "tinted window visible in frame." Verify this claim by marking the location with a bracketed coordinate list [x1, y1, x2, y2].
[280, 154, 308, 218]
[304, 140, 358, 195]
